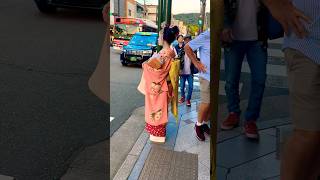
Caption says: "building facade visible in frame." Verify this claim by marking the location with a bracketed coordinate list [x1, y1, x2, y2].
[126, 0, 136, 18]
[136, 1, 145, 18]
[171, 18, 187, 35]
[145, 5, 157, 23]
[112, 0, 157, 23]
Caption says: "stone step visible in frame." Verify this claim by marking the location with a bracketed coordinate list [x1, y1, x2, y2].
[0, 175, 15, 180]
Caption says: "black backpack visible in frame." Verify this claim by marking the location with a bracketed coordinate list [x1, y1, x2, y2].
[174, 44, 185, 70]
[190, 54, 200, 74]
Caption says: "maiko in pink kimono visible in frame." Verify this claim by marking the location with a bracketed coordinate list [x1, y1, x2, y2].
[138, 25, 179, 143]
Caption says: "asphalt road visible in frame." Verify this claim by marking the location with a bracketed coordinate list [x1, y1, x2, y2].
[110, 48, 145, 135]
[0, 1, 107, 179]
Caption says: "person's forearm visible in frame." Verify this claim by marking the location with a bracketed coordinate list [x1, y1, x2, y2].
[262, 0, 289, 9]
[184, 44, 198, 65]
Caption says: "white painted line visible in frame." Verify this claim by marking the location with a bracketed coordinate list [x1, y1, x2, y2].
[110, 116, 115, 122]
[178, 81, 243, 96]
[268, 38, 284, 44]
[268, 49, 284, 58]
[221, 47, 284, 58]
[0, 175, 14, 180]
[220, 60, 287, 77]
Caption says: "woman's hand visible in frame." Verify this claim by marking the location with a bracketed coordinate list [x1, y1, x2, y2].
[263, 0, 311, 38]
[221, 28, 233, 43]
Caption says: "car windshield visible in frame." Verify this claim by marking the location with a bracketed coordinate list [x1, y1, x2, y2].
[129, 35, 157, 46]
[115, 24, 139, 35]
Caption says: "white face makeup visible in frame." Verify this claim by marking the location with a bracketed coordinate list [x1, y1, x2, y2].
[157, 22, 167, 46]
[158, 31, 164, 46]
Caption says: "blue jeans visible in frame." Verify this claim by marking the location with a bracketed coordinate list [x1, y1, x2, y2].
[180, 74, 194, 100]
[224, 41, 267, 121]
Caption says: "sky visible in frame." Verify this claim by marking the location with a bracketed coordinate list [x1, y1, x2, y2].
[136, 0, 210, 14]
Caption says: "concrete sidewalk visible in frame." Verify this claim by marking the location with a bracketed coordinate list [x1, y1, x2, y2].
[113, 96, 291, 180]
[113, 99, 210, 180]
[61, 140, 107, 180]
[216, 95, 291, 180]
[59, 96, 291, 180]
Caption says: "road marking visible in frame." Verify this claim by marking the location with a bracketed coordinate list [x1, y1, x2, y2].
[220, 59, 287, 77]
[179, 80, 243, 96]
[110, 116, 115, 122]
[221, 45, 284, 58]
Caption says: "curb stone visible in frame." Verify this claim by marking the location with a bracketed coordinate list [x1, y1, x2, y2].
[110, 106, 146, 179]
[113, 131, 149, 180]
[0, 175, 14, 180]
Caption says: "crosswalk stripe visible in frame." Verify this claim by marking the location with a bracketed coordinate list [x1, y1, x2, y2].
[221, 48, 284, 58]
[269, 38, 284, 44]
[220, 39, 285, 58]
[110, 116, 115, 122]
[179, 80, 243, 96]
[220, 59, 287, 77]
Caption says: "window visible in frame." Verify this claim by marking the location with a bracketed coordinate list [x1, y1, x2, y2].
[129, 10, 131, 16]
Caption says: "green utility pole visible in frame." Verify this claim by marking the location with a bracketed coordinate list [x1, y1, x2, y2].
[157, 0, 172, 52]
[198, 18, 203, 26]
[157, 0, 172, 32]
[166, 0, 172, 25]
[157, 0, 163, 51]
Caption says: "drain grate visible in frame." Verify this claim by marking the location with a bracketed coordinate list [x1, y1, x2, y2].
[139, 147, 198, 180]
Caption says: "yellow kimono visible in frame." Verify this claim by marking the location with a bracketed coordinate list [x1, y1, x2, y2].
[169, 58, 180, 123]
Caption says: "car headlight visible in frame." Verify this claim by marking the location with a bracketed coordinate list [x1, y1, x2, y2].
[143, 50, 152, 54]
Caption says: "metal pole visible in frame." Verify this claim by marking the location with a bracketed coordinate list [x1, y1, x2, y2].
[199, 0, 206, 33]
[117, 0, 120, 16]
[166, 0, 172, 25]
[144, 0, 147, 19]
[162, 0, 167, 24]
[157, 0, 163, 52]
[211, 0, 224, 180]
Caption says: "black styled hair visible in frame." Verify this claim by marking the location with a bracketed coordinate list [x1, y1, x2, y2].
[163, 25, 179, 45]
[184, 35, 192, 41]
[176, 34, 184, 40]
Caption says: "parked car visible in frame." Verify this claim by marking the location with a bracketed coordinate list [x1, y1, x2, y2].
[120, 32, 158, 66]
[34, 0, 106, 13]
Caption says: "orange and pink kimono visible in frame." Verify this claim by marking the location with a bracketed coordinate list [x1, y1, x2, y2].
[138, 49, 175, 137]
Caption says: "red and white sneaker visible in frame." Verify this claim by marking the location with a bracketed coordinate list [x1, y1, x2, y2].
[202, 124, 211, 136]
[221, 112, 240, 130]
[179, 97, 185, 104]
[244, 121, 259, 139]
[194, 124, 205, 141]
[186, 100, 191, 107]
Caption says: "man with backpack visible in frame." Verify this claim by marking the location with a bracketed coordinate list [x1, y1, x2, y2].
[174, 35, 196, 107]
[185, 30, 211, 141]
